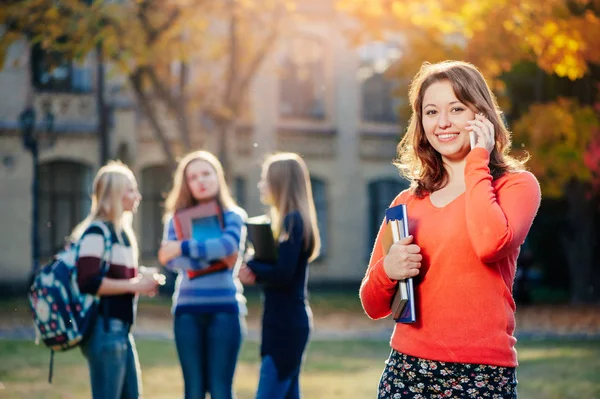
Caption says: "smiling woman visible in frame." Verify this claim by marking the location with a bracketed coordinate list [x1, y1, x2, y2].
[359, 60, 542, 398]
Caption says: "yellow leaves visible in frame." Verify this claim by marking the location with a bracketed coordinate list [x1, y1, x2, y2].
[503, 19, 516, 32]
[364, 2, 385, 17]
[44, 7, 60, 21]
[541, 21, 559, 37]
[567, 38, 581, 52]
[512, 99, 599, 197]
[390, 2, 407, 20]
[338, 0, 598, 84]
[284, 1, 297, 12]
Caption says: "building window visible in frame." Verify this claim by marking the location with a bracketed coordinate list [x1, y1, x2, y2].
[233, 176, 246, 209]
[31, 43, 92, 93]
[368, 179, 409, 251]
[38, 161, 93, 259]
[310, 177, 328, 258]
[279, 37, 326, 120]
[358, 41, 403, 124]
[140, 165, 172, 259]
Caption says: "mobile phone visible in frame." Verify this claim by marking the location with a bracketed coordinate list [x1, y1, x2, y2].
[470, 111, 485, 149]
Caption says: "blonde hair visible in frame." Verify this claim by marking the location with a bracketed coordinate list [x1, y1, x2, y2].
[71, 161, 138, 257]
[263, 152, 321, 262]
[163, 150, 238, 219]
[395, 60, 527, 197]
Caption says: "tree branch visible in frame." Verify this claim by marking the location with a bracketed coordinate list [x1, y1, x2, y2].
[145, 66, 192, 149]
[129, 68, 177, 170]
[236, 5, 284, 107]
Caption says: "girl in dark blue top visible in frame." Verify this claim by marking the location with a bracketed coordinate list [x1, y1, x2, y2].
[239, 152, 321, 399]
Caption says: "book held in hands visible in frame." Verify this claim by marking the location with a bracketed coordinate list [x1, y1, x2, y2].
[246, 215, 278, 263]
[382, 204, 416, 323]
[172, 201, 237, 279]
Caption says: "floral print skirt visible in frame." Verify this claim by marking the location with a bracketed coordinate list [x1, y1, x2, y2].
[378, 350, 517, 398]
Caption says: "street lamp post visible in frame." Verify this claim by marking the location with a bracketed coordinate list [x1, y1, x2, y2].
[20, 104, 55, 273]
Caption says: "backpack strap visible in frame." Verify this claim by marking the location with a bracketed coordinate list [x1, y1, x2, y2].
[74, 221, 113, 332]
[48, 349, 54, 383]
[72, 221, 113, 273]
[89, 221, 113, 277]
[90, 222, 113, 333]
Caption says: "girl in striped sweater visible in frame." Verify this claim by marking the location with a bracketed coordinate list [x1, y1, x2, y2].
[158, 151, 247, 399]
[74, 161, 159, 399]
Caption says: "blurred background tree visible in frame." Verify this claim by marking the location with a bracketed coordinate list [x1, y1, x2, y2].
[338, 0, 600, 303]
[0, 0, 293, 172]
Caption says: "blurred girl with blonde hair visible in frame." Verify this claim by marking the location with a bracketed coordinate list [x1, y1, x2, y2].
[74, 161, 158, 399]
[239, 152, 320, 399]
[158, 150, 247, 399]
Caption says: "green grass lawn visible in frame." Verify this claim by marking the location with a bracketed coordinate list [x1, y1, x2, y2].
[0, 338, 598, 399]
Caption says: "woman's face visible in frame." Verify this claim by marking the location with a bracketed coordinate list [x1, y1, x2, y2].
[122, 178, 141, 213]
[421, 80, 477, 162]
[185, 160, 219, 202]
[258, 168, 274, 206]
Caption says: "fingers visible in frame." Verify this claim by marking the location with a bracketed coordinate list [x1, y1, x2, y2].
[383, 238, 422, 280]
[404, 266, 421, 278]
[404, 244, 421, 255]
[466, 114, 495, 152]
[474, 113, 494, 139]
[397, 235, 413, 245]
[477, 113, 494, 132]
[390, 239, 420, 254]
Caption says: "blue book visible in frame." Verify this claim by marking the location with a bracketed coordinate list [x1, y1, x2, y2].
[172, 201, 236, 279]
[384, 204, 416, 323]
[191, 216, 222, 241]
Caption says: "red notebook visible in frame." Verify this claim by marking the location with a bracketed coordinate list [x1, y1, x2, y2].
[172, 201, 237, 279]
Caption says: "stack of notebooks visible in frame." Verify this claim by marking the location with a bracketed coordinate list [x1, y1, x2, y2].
[172, 201, 237, 279]
[382, 204, 416, 323]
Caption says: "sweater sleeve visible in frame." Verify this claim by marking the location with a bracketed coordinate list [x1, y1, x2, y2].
[180, 211, 244, 261]
[359, 196, 404, 320]
[464, 148, 542, 262]
[247, 212, 303, 285]
[163, 217, 203, 271]
[76, 225, 108, 295]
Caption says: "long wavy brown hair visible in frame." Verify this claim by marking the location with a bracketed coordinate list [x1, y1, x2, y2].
[263, 152, 321, 262]
[394, 60, 527, 197]
[163, 150, 239, 221]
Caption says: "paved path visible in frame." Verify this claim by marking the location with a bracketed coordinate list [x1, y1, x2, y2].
[2, 324, 599, 342]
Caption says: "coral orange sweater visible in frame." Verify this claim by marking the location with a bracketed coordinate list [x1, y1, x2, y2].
[360, 148, 541, 367]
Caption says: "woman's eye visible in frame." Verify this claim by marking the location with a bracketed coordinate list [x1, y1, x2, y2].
[425, 110, 437, 115]
[451, 107, 465, 112]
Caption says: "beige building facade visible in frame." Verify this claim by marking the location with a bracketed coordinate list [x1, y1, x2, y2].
[0, 7, 408, 293]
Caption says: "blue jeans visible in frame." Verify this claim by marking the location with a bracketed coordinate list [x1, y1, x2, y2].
[255, 356, 300, 399]
[174, 312, 245, 399]
[80, 317, 141, 399]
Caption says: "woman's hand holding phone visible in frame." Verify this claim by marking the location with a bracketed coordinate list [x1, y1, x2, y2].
[466, 112, 495, 153]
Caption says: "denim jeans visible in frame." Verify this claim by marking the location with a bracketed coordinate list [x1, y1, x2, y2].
[80, 316, 141, 399]
[174, 312, 245, 399]
[255, 356, 300, 399]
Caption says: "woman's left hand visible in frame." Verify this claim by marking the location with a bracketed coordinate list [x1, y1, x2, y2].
[238, 264, 256, 285]
[466, 113, 495, 153]
[158, 241, 182, 265]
